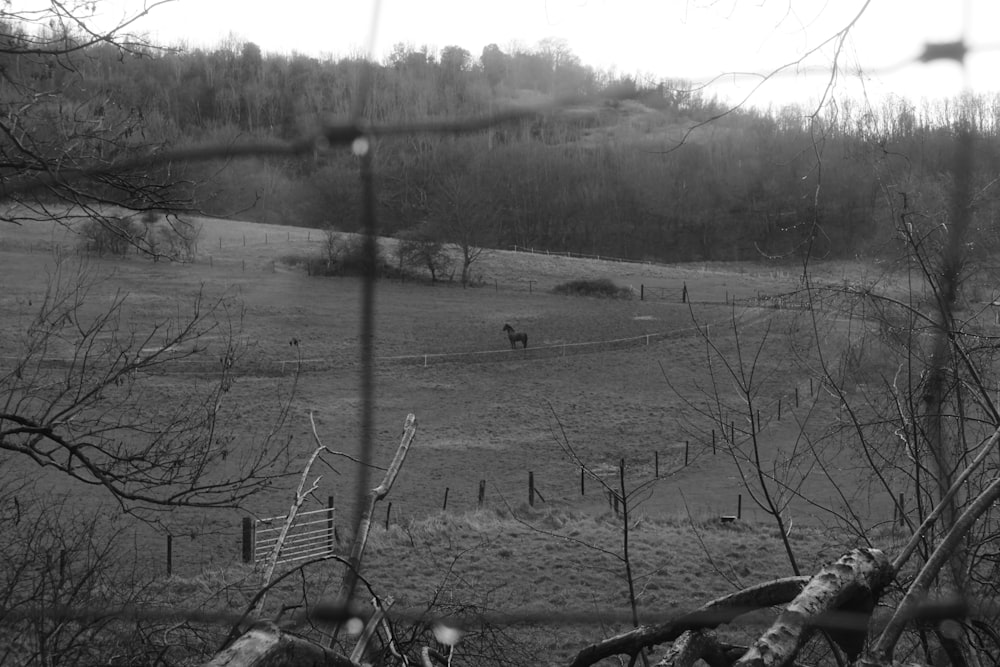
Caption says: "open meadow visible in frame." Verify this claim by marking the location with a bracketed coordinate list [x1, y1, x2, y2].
[0, 214, 924, 662]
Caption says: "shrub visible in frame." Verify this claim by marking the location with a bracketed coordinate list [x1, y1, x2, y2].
[78, 216, 143, 256]
[78, 214, 201, 261]
[300, 229, 386, 277]
[552, 278, 632, 298]
[142, 216, 201, 261]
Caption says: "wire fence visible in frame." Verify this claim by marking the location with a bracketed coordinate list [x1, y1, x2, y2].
[2, 2, 997, 665]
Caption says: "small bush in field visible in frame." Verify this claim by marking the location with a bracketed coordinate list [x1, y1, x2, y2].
[78, 217, 142, 256]
[291, 230, 387, 277]
[553, 278, 632, 298]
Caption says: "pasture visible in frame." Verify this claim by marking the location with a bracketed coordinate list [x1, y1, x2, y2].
[1, 214, 916, 661]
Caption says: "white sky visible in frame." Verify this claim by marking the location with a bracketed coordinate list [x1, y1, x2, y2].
[103, 0, 999, 108]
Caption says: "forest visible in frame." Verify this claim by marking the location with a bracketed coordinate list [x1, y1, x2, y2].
[5, 24, 1000, 264]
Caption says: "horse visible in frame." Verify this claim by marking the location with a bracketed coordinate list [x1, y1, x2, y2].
[503, 323, 528, 349]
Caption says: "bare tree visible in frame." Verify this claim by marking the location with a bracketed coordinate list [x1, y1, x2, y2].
[395, 222, 454, 282]
[430, 172, 495, 287]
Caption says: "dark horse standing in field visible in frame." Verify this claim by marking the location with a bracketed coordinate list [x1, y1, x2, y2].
[503, 323, 528, 349]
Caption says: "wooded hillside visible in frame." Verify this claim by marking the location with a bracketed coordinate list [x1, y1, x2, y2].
[4, 25, 1000, 263]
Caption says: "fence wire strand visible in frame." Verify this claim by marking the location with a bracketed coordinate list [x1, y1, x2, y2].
[2, 0, 998, 661]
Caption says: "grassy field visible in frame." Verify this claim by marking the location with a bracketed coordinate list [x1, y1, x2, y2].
[0, 214, 915, 663]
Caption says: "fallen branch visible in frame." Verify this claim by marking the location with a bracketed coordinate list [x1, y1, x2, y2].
[655, 630, 729, 667]
[570, 576, 810, 667]
[203, 622, 358, 667]
[733, 548, 892, 667]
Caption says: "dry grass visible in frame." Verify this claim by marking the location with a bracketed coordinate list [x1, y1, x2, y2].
[1, 215, 902, 566]
[2, 213, 940, 663]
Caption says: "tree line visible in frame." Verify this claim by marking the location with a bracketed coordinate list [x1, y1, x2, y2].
[6, 22, 999, 265]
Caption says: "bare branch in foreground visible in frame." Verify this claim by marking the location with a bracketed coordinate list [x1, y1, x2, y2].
[326, 413, 417, 643]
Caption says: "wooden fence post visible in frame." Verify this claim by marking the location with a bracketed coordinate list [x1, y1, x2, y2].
[384, 502, 392, 530]
[528, 472, 535, 507]
[640, 284, 644, 301]
[654, 451, 659, 478]
[242, 517, 253, 564]
[580, 467, 585, 495]
[682, 282, 688, 303]
[737, 494, 743, 520]
[167, 534, 173, 576]
[685, 441, 689, 466]
[443, 487, 449, 511]
[478, 480, 485, 508]
[712, 429, 716, 455]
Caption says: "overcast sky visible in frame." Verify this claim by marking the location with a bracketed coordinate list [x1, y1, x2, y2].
[104, 0, 999, 108]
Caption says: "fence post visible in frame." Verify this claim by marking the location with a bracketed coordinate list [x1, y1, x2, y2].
[528, 472, 535, 506]
[640, 284, 644, 301]
[327, 496, 335, 551]
[385, 502, 392, 530]
[242, 517, 253, 564]
[580, 467, 585, 495]
[795, 386, 799, 407]
[777, 399, 782, 421]
[654, 451, 659, 478]
[737, 494, 742, 520]
[712, 429, 716, 455]
[443, 487, 449, 511]
[478, 480, 485, 508]
[682, 282, 688, 303]
[167, 534, 173, 576]
[684, 441, 689, 466]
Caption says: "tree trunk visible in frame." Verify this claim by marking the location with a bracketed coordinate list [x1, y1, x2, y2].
[202, 622, 358, 667]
